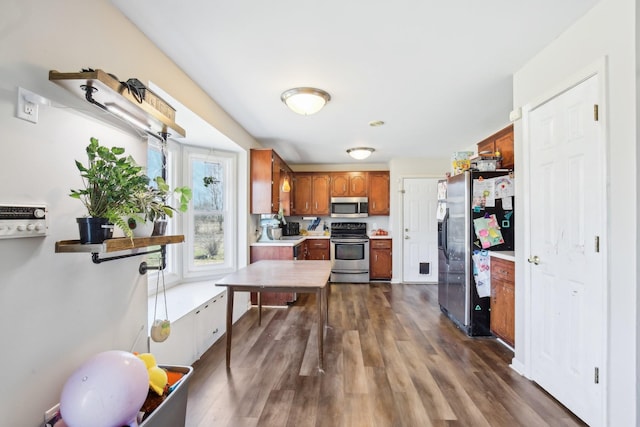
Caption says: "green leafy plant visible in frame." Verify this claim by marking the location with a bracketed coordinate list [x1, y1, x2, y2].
[70, 137, 150, 238]
[129, 176, 193, 223]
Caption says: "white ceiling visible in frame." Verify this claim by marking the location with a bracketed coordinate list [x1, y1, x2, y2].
[111, 0, 599, 165]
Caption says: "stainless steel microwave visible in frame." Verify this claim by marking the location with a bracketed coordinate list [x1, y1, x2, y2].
[330, 197, 368, 218]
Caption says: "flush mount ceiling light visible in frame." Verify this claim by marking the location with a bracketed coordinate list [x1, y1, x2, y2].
[281, 87, 331, 115]
[347, 147, 375, 160]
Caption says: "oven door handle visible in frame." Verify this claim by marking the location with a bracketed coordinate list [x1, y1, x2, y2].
[330, 238, 369, 244]
[331, 269, 370, 274]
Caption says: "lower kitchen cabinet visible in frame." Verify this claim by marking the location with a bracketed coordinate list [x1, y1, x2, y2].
[490, 256, 515, 347]
[306, 238, 330, 260]
[370, 238, 392, 280]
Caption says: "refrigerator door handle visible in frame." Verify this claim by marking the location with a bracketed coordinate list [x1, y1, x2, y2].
[442, 208, 449, 261]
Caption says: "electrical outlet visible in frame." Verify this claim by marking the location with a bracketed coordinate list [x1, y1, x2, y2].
[16, 87, 39, 124]
[44, 403, 61, 426]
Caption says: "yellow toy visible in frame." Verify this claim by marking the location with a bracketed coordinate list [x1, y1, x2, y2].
[136, 353, 168, 395]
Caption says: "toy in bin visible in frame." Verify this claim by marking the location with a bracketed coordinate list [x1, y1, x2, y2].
[54, 350, 186, 427]
[59, 350, 149, 427]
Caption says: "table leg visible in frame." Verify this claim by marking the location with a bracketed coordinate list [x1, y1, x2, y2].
[258, 291, 262, 326]
[226, 287, 234, 369]
[324, 283, 329, 326]
[317, 288, 324, 372]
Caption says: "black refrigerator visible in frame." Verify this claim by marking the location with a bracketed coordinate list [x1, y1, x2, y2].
[437, 170, 514, 336]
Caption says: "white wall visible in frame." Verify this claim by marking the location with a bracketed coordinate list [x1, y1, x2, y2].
[0, 1, 258, 425]
[512, 0, 637, 424]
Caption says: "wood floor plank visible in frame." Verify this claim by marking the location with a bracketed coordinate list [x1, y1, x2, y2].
[285, 376, 321, 427]
[186, 283, 587, 427]
[342, 330, 368, 394]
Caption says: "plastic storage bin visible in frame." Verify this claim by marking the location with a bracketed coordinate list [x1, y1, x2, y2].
[140, 365, 193, 427]
[41, 365, 193, 427]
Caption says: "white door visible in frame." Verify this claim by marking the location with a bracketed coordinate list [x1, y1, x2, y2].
[402, 178, 439, 283]
[527, 74, 604, 425]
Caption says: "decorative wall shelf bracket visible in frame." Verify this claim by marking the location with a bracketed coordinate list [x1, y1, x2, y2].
[49, 69, 186, 139]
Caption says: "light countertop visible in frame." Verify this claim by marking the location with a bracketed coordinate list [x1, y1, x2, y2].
[490, 251, 515, 262]
[250, 234, 391, 246]
[250, 235, 329, 247]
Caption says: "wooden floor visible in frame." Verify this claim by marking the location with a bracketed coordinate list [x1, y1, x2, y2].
[186, 283, 586, 427]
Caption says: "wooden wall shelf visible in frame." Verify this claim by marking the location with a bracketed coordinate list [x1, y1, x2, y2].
[56, 235, 184, 271]
[49, 69, 186, 138]
[55, 235, 185, 254]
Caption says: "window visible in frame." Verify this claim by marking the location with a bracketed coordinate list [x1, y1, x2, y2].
[184, 147, 236, 278]
[147, 141, 237, 291]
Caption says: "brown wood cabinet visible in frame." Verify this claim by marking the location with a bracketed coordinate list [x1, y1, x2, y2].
[477, 124, 514, 170]
[249, 243, 304, 305]
[250, 149, 292, 215]
[330, 172, 368, 197]
[490, 256, 515, 347]
[370, 238, 392, 280]
[306, 238, 330, 260]
[368, 171, 390, 215]
[292, 173, 330, 216]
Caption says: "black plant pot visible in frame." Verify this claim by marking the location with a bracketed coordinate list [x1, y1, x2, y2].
[152, 219, 168, 236]
[77, 217, 114, 244]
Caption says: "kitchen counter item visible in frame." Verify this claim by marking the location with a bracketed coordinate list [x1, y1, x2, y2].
[282, 222, 300, 236]
[258, 217, 281, 242]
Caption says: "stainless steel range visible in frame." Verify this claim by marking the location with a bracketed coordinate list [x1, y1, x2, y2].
[330, 222, 370, 283]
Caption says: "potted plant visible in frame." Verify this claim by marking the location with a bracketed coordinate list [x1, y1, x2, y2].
[127, 176, 192, 237]
[70, 137, 150, 243]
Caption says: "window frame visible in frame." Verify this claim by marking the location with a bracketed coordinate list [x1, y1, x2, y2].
[182, 146, 237, 279]
[147, 141, 238, 293]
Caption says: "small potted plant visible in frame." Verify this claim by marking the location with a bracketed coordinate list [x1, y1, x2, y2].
[70, 137, 149, 243]
[127, 176, 192, 237]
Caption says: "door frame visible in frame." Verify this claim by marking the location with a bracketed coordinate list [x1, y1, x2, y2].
[398, 176, 443, 284]
[398, 174, 443, 284]
[520, 58, 609, 424]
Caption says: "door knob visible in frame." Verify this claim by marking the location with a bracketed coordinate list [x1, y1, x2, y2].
[527, 255, 540, 265]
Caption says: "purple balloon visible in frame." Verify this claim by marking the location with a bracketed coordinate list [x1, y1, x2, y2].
[60, 350, 149, 427]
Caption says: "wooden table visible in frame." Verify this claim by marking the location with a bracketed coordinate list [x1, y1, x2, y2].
[216, 260, 331, 371]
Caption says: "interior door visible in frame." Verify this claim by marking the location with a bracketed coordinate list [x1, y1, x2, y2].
[527, 74, 604, 425]
[402, 178, 438, 283]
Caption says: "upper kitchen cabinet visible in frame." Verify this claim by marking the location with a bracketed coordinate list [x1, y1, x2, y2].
[331, 172, 368, 197]
[368, 171, 390, 216]
[477, 125, 514, 170]
[250, 149, 292, 215]
[292, 173, 330, 216]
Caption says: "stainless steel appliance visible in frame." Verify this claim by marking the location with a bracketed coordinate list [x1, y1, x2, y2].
[438, 170, 514, 336]
[330, 197, 368, 218]
[330, 222, 370, 283]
